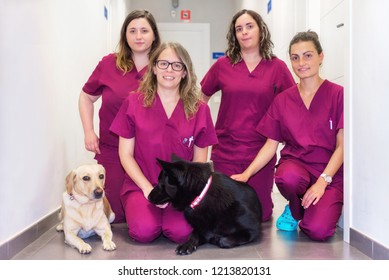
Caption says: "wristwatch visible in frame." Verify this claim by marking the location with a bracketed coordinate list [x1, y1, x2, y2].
[320, 173, 332, 184]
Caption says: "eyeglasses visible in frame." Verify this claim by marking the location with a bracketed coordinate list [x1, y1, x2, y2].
[155, 60, 185, 71]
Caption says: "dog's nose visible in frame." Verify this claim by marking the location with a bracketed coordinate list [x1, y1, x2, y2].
[93, 188, 103, 199]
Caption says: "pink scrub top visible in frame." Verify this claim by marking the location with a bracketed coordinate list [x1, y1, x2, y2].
[201, 56, 295, 164]
[82, 53, 147, 155]
[110, 92, 218, 192]
[256, 80, 344, 165]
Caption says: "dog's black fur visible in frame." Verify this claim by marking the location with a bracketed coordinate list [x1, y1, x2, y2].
[148, 156, 262, 255]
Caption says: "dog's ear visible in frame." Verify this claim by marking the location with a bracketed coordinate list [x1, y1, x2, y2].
[65, 170, 76, 194]
[97, 164, 106, 185]
[156, 158, 171, 169]
[97, 164, 106, 173]
[171, 154, 183, 162]
[157, 158, 184, 175]
[156, 158, 185, 185]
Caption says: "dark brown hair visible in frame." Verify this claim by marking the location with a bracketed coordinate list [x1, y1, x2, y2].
[116, 10, 161, 73]
[226, 9, 274, 64]
[289, 30, 323, 55]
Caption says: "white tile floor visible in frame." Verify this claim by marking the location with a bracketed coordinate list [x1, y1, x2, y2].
[12, 193, 370, 260]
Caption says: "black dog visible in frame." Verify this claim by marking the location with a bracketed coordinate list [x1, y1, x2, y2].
[148, 156, 262, 255]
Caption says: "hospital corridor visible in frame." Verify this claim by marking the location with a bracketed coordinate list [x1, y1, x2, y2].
[1, 1, 388, 273]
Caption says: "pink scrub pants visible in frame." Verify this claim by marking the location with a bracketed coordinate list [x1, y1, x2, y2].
[95, 146, 126, 223]
[98, 160, 126, 223]
[121, 190, 192, 243]
[274, 158, 343, 241]
[212, 157, 276, 222]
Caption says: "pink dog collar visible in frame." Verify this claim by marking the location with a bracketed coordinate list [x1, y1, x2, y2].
[190, 176, 212, 209]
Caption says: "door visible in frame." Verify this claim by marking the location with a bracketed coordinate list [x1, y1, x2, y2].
[157, 23, 210, 87]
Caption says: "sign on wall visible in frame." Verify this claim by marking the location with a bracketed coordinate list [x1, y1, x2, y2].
[180, 10, 191, 22]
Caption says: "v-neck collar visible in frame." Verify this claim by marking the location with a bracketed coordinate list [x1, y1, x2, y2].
[235, 58, 263, 75]
[239, 57, 263, 75]
[296, 80, 327, 111]
[156, 93, 182, 120]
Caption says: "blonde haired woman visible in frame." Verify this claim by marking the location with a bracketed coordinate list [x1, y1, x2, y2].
[111, 42, 218, 243]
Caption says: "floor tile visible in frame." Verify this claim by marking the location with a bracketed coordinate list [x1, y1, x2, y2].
[12, 193, 371, 260]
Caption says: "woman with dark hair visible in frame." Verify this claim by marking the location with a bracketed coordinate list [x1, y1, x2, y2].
[232, 31, 344, 241]
[79, 10, 161, 224]
[110, 42, 217, 243]
[201, 9, 295, 222]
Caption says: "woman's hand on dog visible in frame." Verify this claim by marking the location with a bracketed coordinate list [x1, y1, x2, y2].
[143, 186, 169, 208]
[230, 172, 250, 183]
[142, 186, 153, 200]
[156, 202, 169, 208]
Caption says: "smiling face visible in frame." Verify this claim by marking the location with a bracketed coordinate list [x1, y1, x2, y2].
[153, 47, 186, 91]
[126, 17, 155, 55]
[234, 13, 260, 52]
[289, 41, 324, 80]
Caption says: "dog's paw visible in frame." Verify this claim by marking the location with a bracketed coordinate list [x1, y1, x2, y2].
[103, 240, 116, 251]
[56, 223, 63, 232]
[175, 243, 197, 255]
[78, 243, 92, 254]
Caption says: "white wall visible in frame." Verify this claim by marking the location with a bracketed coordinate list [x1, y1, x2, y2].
[0, 0, 111, 245]
[350, 0, 389, 247]
[108, 0, 131, 52]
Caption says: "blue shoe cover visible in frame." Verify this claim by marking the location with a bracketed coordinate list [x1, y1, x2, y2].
[276, 205, 298, 231]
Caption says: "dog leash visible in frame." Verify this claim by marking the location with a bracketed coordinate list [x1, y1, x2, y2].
[190, 175, 213, 209]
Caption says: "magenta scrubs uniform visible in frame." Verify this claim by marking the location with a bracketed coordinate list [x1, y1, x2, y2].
[82, 53, 146, 223]
[110, 92, 218, 243]
[201, 56, 295, 221]
[257, 80, 344, 241]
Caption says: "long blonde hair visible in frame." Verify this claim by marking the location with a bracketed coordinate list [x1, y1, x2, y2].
[138, 42, 201, 119]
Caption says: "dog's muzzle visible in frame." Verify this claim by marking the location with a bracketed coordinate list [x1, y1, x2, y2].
[93, 188, 104, 199]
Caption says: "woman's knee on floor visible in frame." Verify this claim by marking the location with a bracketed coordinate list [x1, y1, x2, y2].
[128, 223, 162, 243]
[162, 223, 192, 244]
[299, 219, 336, 241]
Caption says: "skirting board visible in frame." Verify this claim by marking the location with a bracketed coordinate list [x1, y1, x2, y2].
[350, 228, 389, 260]
[0, 208, 60, 260]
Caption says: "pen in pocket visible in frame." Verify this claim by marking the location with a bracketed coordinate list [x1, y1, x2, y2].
[329, 118, 333, 130]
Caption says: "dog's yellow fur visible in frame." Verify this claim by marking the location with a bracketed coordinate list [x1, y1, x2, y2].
[56, 164, 116, 254]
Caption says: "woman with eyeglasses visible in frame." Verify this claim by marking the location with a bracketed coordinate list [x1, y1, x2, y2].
[232, 31, 344, 241]
[110, 42, 218, 243]
[78, 10, 161, 224]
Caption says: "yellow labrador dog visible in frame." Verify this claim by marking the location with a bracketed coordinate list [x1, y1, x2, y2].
[56, 164, 116, 254]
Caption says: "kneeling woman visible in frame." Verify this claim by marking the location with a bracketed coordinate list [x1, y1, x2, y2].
[232, 31, 343, 241]
[110, 42, 218, 243]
